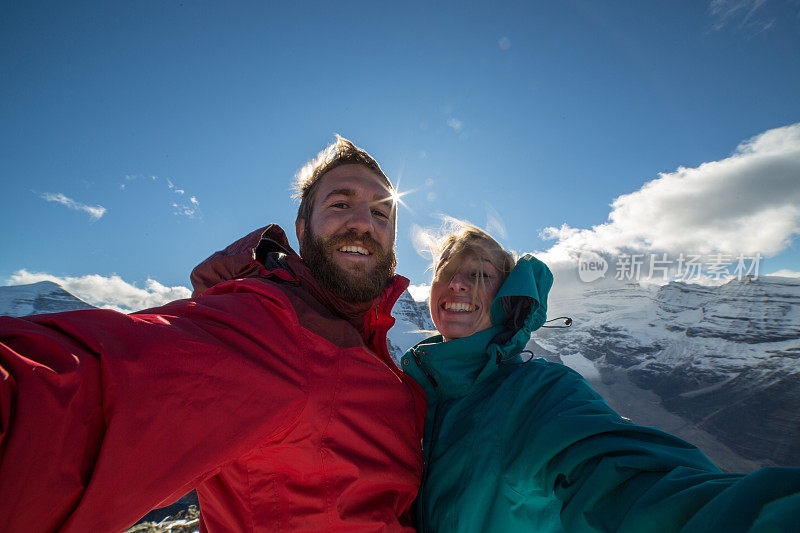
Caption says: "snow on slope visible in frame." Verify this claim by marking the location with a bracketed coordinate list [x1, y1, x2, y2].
[539, 276, 800, 379]
[388, 290, 435, 365]
[0, 281, 96, 317]
[538, 275, 800, 470]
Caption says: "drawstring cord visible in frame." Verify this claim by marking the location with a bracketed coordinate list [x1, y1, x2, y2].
[497, 316, 573, 365]
[542, 316, 572, 328]
[497, 349, 535, 366]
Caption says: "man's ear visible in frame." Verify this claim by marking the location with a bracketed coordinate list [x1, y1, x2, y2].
[295, 218, 305, 248]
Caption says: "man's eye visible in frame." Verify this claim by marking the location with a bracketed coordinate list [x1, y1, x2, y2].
[331, 202, 349, 209]
[372, 209, 389, 219]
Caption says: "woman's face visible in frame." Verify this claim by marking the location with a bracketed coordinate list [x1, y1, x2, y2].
[430, 251, 502, 341]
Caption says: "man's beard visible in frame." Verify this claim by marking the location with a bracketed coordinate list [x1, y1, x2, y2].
[301, 228, 397, 303]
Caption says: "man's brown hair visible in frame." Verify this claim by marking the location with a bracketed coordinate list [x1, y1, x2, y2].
[293, 135, 394, 225]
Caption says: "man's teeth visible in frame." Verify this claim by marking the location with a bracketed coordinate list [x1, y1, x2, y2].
[444, 302, 476, 312]
[339, 245, 370, 255]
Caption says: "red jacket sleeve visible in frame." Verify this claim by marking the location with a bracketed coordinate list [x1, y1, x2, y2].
[0, 279, 309, 532]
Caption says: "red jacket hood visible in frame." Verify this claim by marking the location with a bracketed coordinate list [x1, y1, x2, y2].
[190, 225, 288, 297]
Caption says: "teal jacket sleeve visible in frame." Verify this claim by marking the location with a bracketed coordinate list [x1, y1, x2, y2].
[515, 361, 800, 532]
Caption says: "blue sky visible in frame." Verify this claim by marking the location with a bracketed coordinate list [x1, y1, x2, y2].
[2, 1, 799, 310]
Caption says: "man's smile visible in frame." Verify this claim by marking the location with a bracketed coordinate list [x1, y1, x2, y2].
[338, 245, 371, 256]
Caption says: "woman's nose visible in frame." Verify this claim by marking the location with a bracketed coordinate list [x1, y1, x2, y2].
[449, 272, 469, 292]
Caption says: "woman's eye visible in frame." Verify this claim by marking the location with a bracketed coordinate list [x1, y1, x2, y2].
[472, 271, 489, 278]
[331, 202, 349, 209]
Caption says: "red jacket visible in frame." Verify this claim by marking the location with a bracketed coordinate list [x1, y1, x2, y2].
[0, 225, 426, 532]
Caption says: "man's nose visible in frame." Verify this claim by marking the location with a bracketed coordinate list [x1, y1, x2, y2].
[345, 204, 375, 234]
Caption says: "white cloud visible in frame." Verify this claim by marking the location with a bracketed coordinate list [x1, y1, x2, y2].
[40, 192, 106, 220]
[174, 195, 201, 218]
[768, 269, 800, 278]
[446, 117, 463, 132]
[7, 269, 191, 313]
[121, 174, 200, 218]
[541, 123, 800, 267]
[485, 204, 508, 239]
[709, 0, 775, 33]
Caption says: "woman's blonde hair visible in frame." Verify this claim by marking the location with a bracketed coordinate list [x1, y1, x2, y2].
[432, 224, 516, 287]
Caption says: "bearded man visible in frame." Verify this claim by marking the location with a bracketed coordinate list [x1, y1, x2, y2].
[0, 137, 426, 532]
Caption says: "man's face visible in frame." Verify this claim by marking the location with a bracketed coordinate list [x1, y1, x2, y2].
[296, 164, 397, 302]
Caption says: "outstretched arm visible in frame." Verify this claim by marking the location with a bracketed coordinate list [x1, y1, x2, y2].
[0, 279, 308, 532]
[519, 362, 800, 532]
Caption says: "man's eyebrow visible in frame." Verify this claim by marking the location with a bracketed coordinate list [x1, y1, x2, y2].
[323, 188, 394, 206]
[322, 188, 356, 201]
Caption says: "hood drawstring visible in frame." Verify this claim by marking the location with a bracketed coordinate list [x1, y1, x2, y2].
[497, 349, 535, 366]
[495, 316, 572, 365]
[542, 316, 572, 328]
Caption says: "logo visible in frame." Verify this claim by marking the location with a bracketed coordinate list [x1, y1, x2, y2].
[578, 251, 608, 283]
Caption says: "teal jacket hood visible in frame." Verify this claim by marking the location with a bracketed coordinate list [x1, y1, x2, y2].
[402, 254, 553, 397]
[488, 253, 553, 363]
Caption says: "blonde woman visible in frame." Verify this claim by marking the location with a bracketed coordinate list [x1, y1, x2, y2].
[401, 224, 800, 532]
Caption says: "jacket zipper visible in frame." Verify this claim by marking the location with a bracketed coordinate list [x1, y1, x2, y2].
[418, 396, 447, 533]
[412, 348, 438, 387]
[411, 347, 442, 533]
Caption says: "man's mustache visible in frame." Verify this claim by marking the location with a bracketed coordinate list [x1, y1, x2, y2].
[324, 230, 386, 255]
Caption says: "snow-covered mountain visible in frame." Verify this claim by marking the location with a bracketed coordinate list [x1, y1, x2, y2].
[387, 290, 435, 364]
[0, 281, 96, 316]
[534, 276, 800, 471]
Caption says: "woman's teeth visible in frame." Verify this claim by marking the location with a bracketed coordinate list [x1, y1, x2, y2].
[444, 302, 476, 312]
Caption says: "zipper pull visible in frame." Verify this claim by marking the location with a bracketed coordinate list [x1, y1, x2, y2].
[412, 348, 438, 387]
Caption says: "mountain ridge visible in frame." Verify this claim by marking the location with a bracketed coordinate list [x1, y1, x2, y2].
[533, 275, 800, 470]
[0, 281, 96, 317]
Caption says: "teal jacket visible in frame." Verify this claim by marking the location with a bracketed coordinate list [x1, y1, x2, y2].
[402, 254, 800, 532]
